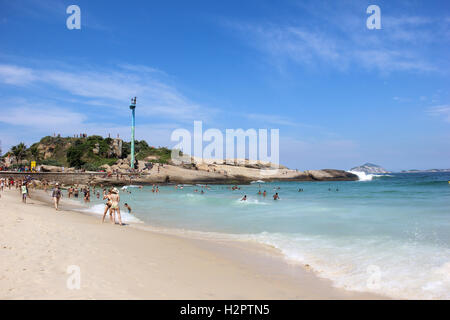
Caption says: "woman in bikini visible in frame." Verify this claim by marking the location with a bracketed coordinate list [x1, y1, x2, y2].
[109, 188, 123, 226]
[102, 189, 114, 224]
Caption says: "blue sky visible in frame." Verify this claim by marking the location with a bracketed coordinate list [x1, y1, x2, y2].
[0, 0, 449, 171]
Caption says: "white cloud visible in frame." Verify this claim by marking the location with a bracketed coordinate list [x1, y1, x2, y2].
[0, 64, 35, 85]
[0, 99, 86, 130]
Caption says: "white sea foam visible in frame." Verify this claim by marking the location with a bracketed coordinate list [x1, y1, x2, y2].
[251, 180, 265, 184]
[239, 232, 450, 300]
[234, 198, 268, 205]
[349, 171, 377, 181]
[349, 171, 393, 181]
[123, 223, 450, 299]
[122, 185, 140, 189]
[78, 204, 143, 223]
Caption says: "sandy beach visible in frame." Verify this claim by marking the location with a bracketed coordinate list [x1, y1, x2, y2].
[0, 188, 384, 300]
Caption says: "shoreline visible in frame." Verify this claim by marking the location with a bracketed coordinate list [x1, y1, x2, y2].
[0, 168, 359, 187]
[0, 188, 385, 299]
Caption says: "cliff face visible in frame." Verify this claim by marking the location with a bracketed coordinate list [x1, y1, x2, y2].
[350, 163, 390, 174]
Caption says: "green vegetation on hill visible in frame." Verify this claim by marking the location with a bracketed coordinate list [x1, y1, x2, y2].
[2, 135, 175, 170]
[123, 140, 172, 164]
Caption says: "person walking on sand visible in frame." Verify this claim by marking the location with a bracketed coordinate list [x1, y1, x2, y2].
[102, 189, 114, 224]
[109, 188, 123, 226]
[21, 182, 28, 204]
[52, 183, 62, 210]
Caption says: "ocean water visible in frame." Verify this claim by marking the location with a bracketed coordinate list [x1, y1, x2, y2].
[75, 172, 450, 299]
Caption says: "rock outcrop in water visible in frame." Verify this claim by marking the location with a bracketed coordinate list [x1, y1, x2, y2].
[350, 163, 390, 174]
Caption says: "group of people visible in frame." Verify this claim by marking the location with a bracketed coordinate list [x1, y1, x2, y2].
[0, 177, 32, 203]
[67, 186, 107, 202]
[241, 190, 279, 201]
[49, 183, 131, 223]
[101, 187, 123, 226]
[0, 176, 21, 191]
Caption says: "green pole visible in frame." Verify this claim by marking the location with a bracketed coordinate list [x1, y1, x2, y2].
[130, 97, 136, 170]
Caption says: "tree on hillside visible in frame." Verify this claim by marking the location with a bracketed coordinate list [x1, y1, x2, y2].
[10, 143, 27, 164]
[29, 145, 40, 161]
[67, 143, 85, 168]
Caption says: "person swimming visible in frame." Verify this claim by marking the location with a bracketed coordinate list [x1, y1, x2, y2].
[241, 195, 247, 201]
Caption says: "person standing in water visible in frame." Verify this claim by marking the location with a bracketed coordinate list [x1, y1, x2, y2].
[273, 192, 280, 200]
[52, 183, 62, 210]
[124, 203, 132, 214]
[263, 190, 267, 197]
[109, 188, 123, 226]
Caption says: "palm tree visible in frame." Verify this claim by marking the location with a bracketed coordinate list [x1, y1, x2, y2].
[10, 143, 27, 164]
[29, 145, 40, 161]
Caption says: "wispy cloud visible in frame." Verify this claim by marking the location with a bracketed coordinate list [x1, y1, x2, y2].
[224, 6, 448, 74]
[0, 63, 217, 123]
[427, 105, 450, 123]
[0, 64, 36, 85]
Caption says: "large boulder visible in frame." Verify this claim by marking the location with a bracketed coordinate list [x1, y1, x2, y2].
[39, 165, 63, 173]
[304, 169, 358, 181]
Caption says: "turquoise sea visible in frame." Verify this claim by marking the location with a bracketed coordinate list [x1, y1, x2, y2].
[77, 172, 450, 299]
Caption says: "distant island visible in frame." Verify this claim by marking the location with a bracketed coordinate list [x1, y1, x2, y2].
[350, 163, 390, 174]
[401, 169, 450, 173]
